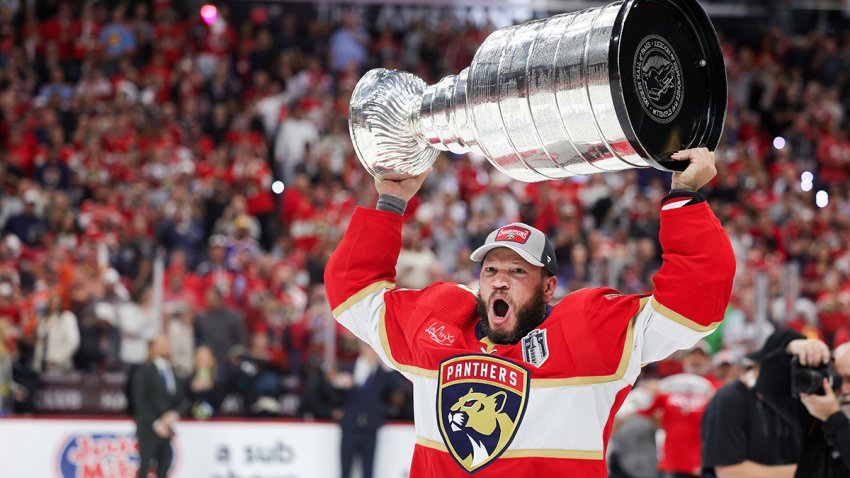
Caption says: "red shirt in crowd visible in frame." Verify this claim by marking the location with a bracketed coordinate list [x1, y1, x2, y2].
[640, 380, 717, 475]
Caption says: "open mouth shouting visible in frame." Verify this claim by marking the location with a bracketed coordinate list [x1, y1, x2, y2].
[490, 297, 512, 327]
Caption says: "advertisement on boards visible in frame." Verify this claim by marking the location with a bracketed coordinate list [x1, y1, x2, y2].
[0, 418, 414, 478]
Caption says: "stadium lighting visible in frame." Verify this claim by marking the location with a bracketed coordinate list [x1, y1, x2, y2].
[272, 181, 285, 194]
[200, 5, 218, 25]
[816, 190, 829, 208]
[773, 136, 786, 150]
[801, 181, 813, 192]
[801, 171, 813, 183]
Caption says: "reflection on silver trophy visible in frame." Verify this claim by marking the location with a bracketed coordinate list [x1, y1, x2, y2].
[349, 0, 727, 182]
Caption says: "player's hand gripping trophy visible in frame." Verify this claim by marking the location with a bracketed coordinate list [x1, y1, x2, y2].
[349, 0, 726, 182]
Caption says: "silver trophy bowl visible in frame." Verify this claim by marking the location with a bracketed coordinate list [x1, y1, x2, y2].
[349, 0, 727, 182]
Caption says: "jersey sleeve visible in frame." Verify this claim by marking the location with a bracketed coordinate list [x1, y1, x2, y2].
[324, 207, 406, 368]
[577, 199, 735, 386]
[631, 199, 736, 370]
[324, 207, 473, 375]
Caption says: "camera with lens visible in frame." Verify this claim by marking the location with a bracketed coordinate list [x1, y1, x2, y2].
[791, 356, 844, 398]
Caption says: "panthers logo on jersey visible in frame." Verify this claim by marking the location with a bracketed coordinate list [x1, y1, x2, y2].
[437, 355, 530, 473]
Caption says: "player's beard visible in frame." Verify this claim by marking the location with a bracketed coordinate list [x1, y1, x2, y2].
[476, 283, 547, 345]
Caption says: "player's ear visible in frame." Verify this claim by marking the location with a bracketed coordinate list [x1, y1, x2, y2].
[542, 274, 557, 302]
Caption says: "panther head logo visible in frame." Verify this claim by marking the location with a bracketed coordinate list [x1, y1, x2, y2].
[446, 388, 514, 469]
[438, 355, 529, 473]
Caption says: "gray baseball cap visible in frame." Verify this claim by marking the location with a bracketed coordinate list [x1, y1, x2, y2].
[470, 223, 557, 276]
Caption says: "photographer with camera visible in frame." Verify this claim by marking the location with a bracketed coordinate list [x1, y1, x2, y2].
[702, 328, 850, 478]
[798, 342, 850, 476]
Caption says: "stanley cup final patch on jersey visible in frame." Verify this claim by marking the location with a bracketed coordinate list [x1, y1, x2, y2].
[521, 329, 549, 367]
[437, 355, 530, 473]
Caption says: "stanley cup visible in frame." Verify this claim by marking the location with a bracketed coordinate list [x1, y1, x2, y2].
[349, 0, 727, 182]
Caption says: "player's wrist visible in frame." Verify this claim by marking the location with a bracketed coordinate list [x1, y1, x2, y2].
[661, 189, 705, 209]
[376, 194, 407, 215]
[670, 181, 696, 192]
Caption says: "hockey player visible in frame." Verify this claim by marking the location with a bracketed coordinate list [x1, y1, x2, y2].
[324, 148, 735, 477]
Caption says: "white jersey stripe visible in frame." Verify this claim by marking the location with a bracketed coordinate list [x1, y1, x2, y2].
[633, 296, 720, 369]
[415, 437, 605, 460]
[412, 373, 627, 452]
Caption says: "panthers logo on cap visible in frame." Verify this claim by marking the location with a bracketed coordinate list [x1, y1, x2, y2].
[437, 355, 530, 473]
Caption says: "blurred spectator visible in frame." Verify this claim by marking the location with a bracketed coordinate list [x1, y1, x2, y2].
[0, 320, 18, 416]
[32, 291, 79, 372]
[338, 343, 402, 478]
[396, 223, 442, 289]
[226, 332, 285, 417]
[3, 190, 46, 246]
[111, 215, 154, 285]
[196, 234, 233, 278]
[710, 349, 745, 385]
[100, 268, 131, 305]
[36, 67, 73, 108]
[98, 4, 136, 60]
[300, 362, 345, 420]
[75, 301, 121, 371]
[328, 12, 368, 73]
[229, 215, 262, 262]
[0, 282, 21, 328]
[639, 343, 717, 478]
[132, 335, 186, 478]
[722, 291, 775, 358]
[188, 345, 224, 420]
[274, 100, 318, 183]
[213, 195, 261, 243]
[195, 286, 246, 368]
[167, 302, 195, 379]
[610, 385, 659, 478]
[117, 287, 159, 367]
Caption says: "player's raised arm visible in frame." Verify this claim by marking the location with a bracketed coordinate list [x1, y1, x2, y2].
[634, 148, 736, 366]
[323, 170, 431, 361]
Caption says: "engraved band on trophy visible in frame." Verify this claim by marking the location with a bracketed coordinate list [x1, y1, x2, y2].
[349, 0, 727, 182]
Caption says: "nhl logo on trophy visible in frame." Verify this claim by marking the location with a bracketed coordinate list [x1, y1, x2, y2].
[349, 0, 727, 182]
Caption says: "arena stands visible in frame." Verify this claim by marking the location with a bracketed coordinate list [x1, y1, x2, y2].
[0, 0, 848, 423]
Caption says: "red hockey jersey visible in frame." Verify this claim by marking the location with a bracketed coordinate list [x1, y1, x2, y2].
[324, 200, 735, 477]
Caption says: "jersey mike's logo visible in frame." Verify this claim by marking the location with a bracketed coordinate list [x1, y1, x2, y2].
[437, 355, 530, 473]
[495, 226, 531, 244]
[59, 433, 139, 478]
[634, 34, 683, 124]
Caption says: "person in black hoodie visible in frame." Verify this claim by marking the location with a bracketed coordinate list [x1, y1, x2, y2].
[703, 327, 850, 478]
[797, 342, 850, 477]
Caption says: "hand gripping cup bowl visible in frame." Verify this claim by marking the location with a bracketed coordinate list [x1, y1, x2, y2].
[349, 0, 727, 182]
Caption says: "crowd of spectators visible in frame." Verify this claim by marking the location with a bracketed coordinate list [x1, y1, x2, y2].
[0, 0, 849, 423]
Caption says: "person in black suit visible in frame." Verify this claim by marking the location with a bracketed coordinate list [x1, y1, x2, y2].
[338, 343, 403, 478]
[132, 335, 186, 478]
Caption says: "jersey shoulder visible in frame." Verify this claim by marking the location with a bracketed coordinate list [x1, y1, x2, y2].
[546, 287, 644, 376]
[414, 281, 479, 322]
